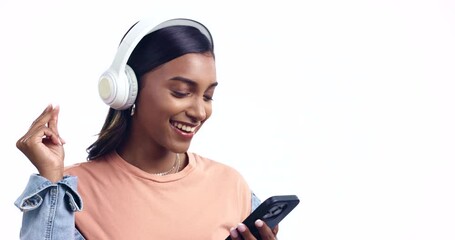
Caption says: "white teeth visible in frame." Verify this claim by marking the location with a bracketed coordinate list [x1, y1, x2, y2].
[173, 122, 196, 133]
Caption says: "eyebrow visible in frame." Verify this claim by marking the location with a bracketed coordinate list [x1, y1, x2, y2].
[169, 76, 218, 89]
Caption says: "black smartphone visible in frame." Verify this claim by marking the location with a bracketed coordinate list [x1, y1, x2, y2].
[226, 195, 300, 240]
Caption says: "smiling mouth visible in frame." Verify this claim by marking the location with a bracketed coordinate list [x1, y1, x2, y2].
[171, 121, 197, 133]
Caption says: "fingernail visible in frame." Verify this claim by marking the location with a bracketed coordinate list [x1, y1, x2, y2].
[255, 219, 264, 228]
[237, 223, 246, 232]
[230, 227, 238, 238]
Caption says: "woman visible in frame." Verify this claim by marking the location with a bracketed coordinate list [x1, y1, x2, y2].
[15, 18, 279, 239]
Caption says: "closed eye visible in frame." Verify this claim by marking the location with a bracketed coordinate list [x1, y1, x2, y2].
[203, 95, 214, 101]
[171, 91, 190, 98]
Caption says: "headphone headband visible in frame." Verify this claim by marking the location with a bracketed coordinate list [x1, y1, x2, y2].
[110, 18, 213, 78]
[98, 18, 213, 110]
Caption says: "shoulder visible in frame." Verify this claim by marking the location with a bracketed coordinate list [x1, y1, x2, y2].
[190, 152, 236, 171]
[189, 152, 247, 182]
[64, 155, 110, 177]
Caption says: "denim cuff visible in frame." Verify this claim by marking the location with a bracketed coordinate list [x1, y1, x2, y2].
[15, 174, 83, 212]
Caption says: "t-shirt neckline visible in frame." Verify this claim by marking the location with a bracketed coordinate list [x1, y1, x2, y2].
[108, 151, 196, 182]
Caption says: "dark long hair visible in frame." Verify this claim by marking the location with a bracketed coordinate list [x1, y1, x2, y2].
[86, 23, 214, 160]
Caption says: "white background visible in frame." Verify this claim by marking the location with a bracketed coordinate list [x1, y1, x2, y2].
[1, 0, 454, 239]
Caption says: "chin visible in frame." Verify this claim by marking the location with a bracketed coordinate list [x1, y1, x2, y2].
[170, 142, 191, 154]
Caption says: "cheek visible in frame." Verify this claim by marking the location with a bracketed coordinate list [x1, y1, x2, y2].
[137, 88, 170, 111]
[136, 96, 169, 123]
[205, 104, 213, 119]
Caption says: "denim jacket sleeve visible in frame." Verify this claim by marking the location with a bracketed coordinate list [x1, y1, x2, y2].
[14, 174, 84, 240]
[251, 191, 261, 212]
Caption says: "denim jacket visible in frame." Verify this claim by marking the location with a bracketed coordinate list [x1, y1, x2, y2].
[15, 174, 261, 240]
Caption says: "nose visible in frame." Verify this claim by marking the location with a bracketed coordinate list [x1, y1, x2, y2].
[186, 98, 207, 123]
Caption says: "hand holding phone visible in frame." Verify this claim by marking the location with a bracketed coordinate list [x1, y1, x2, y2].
[226, 195, 300, 240]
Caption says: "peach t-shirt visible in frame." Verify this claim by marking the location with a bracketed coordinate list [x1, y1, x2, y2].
[64, 152, 252, 240]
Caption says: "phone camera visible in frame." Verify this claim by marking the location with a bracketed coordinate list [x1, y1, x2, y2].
[263, 203, 288, 219]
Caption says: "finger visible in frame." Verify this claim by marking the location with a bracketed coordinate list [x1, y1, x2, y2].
[45, 127, 63, 146]
[29, 104, 54, 131]
[47, 105, 59, 131]
[47, 105, 65, 144]
[272, 225, 279, 236]
[20, 125, 62, 148]
[32, 104, 52, 126]
[237, 223, 256, 240]
[229, 227, 241, 240]
[255, 220, 276, 240]
[39, 104, 53, 117]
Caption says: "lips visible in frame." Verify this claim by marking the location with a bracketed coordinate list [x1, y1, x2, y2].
[171, 121, 197, 133]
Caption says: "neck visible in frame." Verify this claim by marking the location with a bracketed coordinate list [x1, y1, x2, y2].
[116, 141, 178, 174]
[117, 119, 189, 174]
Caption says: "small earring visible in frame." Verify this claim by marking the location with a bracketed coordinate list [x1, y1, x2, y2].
[130, 104, 136, 116]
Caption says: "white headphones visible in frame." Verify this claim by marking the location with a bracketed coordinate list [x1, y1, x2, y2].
[98, 18, 213, 110]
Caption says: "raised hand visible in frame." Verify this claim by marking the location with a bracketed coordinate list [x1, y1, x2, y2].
[16, 104, 65, 182]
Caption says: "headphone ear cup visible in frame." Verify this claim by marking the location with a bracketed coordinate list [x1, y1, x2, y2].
[98, 65, 138, 110]
[124, 64, 138, 109]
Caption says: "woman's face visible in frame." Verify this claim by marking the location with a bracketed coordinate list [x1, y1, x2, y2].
[133, 53, 217, 153]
